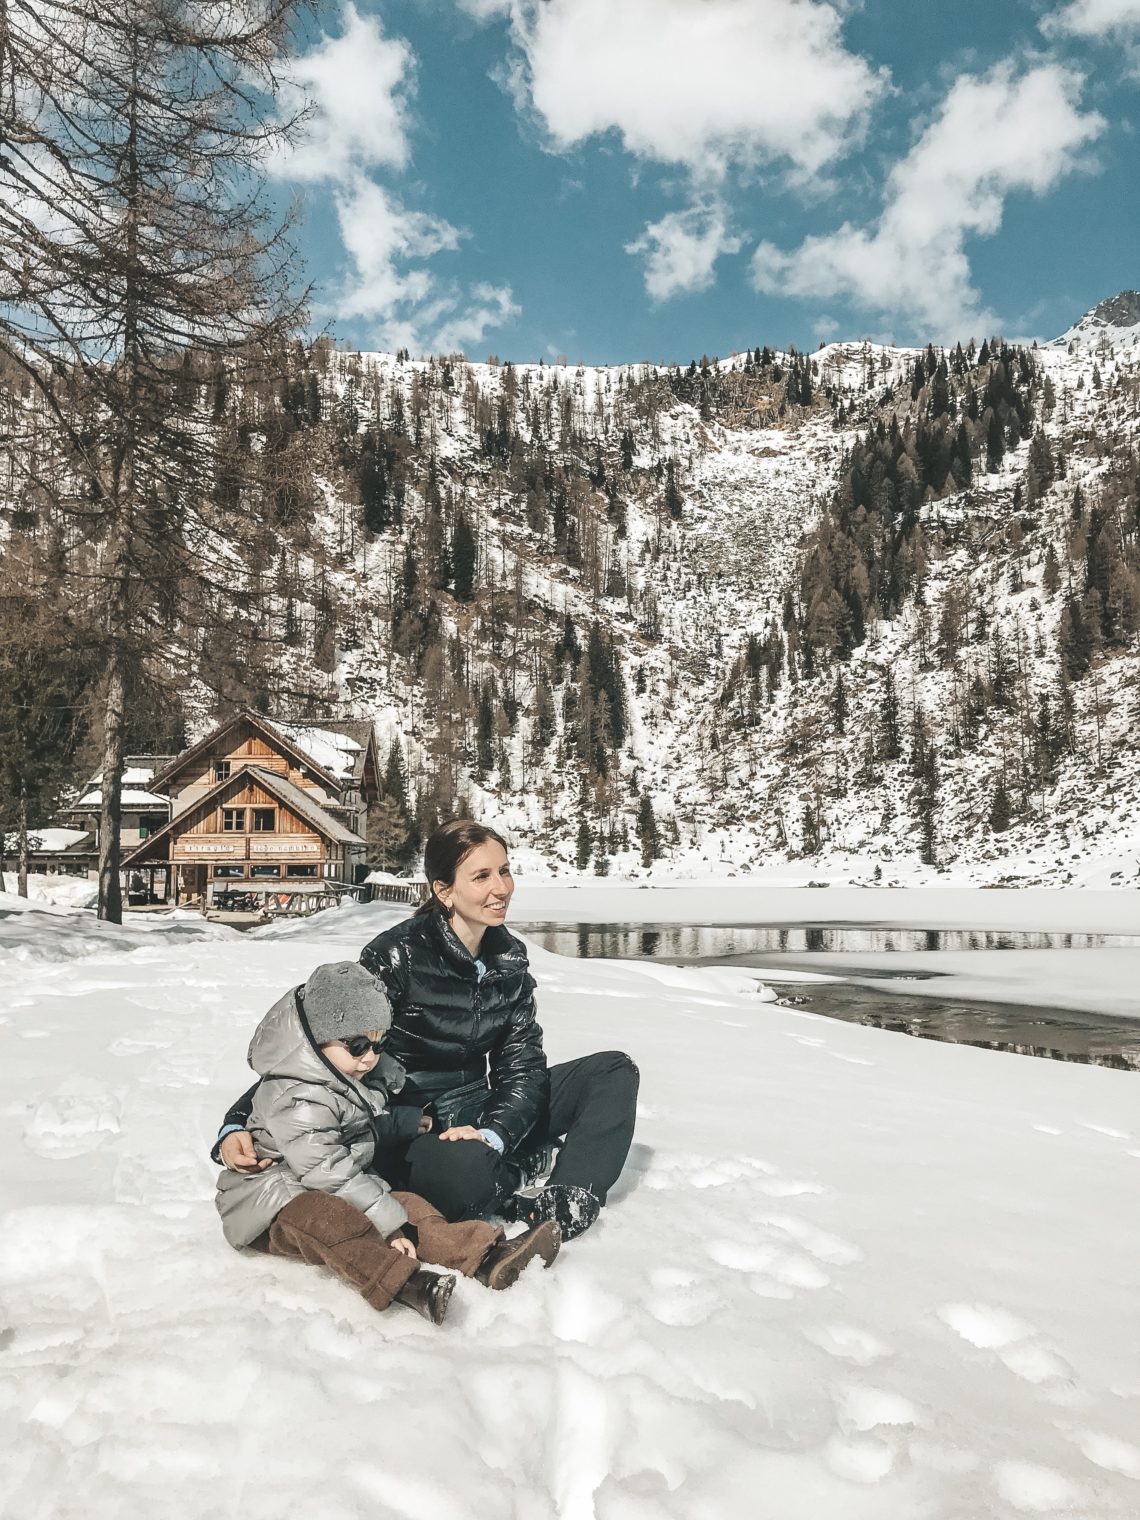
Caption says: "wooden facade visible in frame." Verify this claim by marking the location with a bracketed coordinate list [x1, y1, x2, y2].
[123, 713, 377, 907]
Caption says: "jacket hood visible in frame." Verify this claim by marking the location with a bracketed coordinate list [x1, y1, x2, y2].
[247, 986, 407, 1096]
[247, 989, 329, 1083]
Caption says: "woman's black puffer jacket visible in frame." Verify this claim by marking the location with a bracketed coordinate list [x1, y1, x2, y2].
[358, 910, 549, 1155]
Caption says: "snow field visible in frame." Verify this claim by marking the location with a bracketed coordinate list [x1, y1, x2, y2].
[0, 899, 1137, 1518]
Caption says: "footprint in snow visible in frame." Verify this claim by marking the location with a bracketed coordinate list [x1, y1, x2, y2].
[644, 1267, 722, 1328]
[109, 1034, 174, 1057]
[758, 1212, 862, 1266]
[23, 1083, 121, 1159]
[550, 1273, 625, 1345]
[642, 1152, 776, 1190]
[937, 1303, 1076, 1392]
[1079, 1121, 1131, 1140]
[1073, 1431, 1140, 1480]
[803, 1323, 892, 1366]
[139, 1053, 211, 1089]
[706, 1237, 831, 1296]
[836, 1384, 921, 1435]
[992, 1460, 1083, 1513]
[823, 1433, 894, 1484]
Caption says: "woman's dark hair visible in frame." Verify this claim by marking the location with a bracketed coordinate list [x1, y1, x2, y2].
[416, 819, 510, 917]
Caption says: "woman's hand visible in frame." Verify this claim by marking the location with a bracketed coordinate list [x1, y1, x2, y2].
[438, 1125, 486, 1143]
[389, 1234, 418, 1260]
[219, 1131, 274, 1173]
[417, 1114, 433, 1133]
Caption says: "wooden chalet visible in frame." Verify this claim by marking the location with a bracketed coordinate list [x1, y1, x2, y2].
[122, 712, 380, 907]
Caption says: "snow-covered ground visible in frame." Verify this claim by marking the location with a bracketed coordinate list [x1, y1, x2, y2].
[1, 894, 1137, 1519]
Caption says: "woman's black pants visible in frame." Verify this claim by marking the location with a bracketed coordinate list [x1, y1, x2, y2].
[386, 1050, 639, 1222]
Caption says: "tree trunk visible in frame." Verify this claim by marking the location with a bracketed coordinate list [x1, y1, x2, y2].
[98, 29, 139, 928]
[97, 648, 127, 923]
[17, 779, 28, 897]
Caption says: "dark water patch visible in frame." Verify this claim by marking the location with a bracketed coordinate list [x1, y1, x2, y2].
[780, 982, 1140, 1072]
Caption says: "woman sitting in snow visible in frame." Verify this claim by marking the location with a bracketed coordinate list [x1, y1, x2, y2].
[216, 819, 639, 1240]
[216, 959, 560, 1326]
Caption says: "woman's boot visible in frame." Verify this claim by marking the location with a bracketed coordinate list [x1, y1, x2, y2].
[473, 1219, 561, 1290]
[394, 1269, 456, 1325]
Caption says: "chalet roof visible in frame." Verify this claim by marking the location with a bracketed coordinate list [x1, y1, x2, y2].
[246, 768, 361, 845]
[148, 711, 344, 795]
[123, 763, 363, 866]
[262, 719, 374, 785]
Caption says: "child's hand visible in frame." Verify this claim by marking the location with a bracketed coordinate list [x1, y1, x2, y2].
[390, 1236, 418, 1260]
[418, 1114, 433, 1133]
[219, 1131, 274, 1173]
[438, 1125, 484, 1143]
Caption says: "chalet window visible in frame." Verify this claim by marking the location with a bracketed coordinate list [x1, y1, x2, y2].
[213, 864, 243, 878]
[285, 864, 317, 878]
[252, 808, 276, 832]
[250, 863, 280, 879]
[214, 762, 231, 782]
[222, 808, 245, 832]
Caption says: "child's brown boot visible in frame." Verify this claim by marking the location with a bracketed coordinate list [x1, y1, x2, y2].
[474, 1219, 561, 1290]
[394, 1269, 455, 1325]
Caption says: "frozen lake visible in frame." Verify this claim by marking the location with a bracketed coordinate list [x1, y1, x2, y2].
[519, 922, 1140, 1070]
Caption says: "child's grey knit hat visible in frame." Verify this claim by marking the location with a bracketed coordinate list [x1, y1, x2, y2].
[300, 962, 393, 1044]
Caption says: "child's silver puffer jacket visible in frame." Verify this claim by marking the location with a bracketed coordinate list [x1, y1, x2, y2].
[215, 988, 418, 1248]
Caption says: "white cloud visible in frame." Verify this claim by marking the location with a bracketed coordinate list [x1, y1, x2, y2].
[273, 4, 415, 182]
[481, 0, 886, 179]
[273, 6, 517, 354]
[1044, 0, 1140, 36]
[626, 202, 742, 302]
[751, 64, 1105, 340]
[330, 178, 461, 321]
[434, 284, 522, 353]
[327, 180, 517, 354]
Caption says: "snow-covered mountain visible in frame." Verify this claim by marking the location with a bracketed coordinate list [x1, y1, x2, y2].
[278, 301, 1139, 884]
[5, 297, 1139, 884]
[1050, 290, 1140, 353]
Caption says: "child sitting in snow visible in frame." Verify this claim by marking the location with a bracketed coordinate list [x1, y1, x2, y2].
[215, 961, 559, 1325]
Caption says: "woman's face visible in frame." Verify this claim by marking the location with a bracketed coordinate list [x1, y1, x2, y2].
[435, 840, 514, 944]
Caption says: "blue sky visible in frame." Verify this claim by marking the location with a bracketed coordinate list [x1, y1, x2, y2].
[272, 0, 1140, 364]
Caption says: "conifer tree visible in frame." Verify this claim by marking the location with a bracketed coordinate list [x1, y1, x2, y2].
[452, 514, 477, 601]
[988, 777, 1012, 833]
[880, 669, 902, 760]
[576, 817, 592, 870]
[637, 793, 660, 867]
[831, 668, 847, 736]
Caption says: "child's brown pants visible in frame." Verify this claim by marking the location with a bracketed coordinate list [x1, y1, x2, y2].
[251, 1190, 502, 1312]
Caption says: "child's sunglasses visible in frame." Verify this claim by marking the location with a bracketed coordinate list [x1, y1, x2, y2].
[339, 1035, 385, 1057]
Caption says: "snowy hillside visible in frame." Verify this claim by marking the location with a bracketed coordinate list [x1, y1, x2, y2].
[4, 298, 1138, 883]
[289, 304, 1139, 883]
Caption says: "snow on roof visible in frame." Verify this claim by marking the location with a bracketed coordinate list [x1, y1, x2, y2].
[364, 870, 425, 885]
[84, 766, 161, 790]
[2, 828, 92, 854]
[263, 720, 363, 781]
[75, 789, 170, 810]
